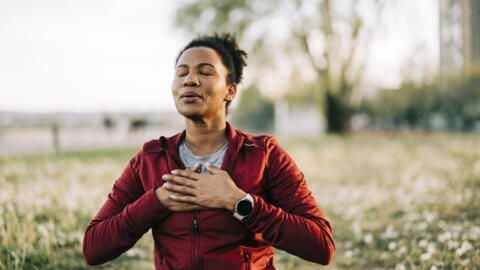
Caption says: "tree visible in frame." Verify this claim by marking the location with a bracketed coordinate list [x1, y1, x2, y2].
[230, 85, 274, 132]
[175, 0, 385, 133]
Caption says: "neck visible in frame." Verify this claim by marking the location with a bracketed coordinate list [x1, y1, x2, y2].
[184, 116, 227, 157]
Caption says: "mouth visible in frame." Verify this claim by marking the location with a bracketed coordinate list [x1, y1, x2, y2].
[180, 91, 202, 103]
[180, 91, 202, 99]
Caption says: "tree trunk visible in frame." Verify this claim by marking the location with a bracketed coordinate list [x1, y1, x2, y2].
[325, 93, 351, 133]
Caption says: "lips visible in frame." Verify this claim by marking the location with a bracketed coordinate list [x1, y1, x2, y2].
[180, 91, 202, 99]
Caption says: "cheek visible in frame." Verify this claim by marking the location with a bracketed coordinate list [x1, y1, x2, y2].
[171, 78, 181, 96]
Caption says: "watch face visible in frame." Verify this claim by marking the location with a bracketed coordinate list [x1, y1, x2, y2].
[237, 199, 253, 216]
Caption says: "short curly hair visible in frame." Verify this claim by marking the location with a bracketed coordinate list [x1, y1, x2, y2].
[175, 33, 248, 111]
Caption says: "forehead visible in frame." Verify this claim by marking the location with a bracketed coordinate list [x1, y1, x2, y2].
[176, 46, 223, 67]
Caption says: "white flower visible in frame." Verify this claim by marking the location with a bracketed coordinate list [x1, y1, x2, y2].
[468, 226, 480, 240]
[126, 248, 146, 258]
[345, 250, 353, 258]
[398, 246, 407, 254]
[364, 233, 373, 244]
[395, 263, 406, 270]
[384, 224, 398, 239]
[430, 266, 438, 270]
[418, 239, 428, 247]
[420, 252, 431, 260]
[455, 241, 472, 256]
[36, 224, 49, 237]
[417, 222, 428, 230]
[438, 231, 452, 242]
[447, 240, 459, 249]
[388, 242, 397, 250]
[427, 243, 436, 254]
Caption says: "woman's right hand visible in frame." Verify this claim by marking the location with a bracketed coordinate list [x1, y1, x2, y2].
[155, 185, 205, 211]
[155, 164, 205, 212]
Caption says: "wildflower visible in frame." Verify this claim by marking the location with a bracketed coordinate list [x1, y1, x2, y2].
[126, 247, 146, 258]
[364, 233, 373, 244]
[455, 241, 472, 256]
[345, 250, 353, 258]
[447, 240, 459, 249]
[427, 243, 435, 254]
[468, 226, 480, 240]
[418, 239, 428, 247]
[384, 224, 398, 239]
[395, 263, 406, 270]
[37, 224, 49, 237]
[420, 252, 431, 260]
[388, 242, 397, 250]
[438, 231, 452, 242]
[417, 222, 428, 230]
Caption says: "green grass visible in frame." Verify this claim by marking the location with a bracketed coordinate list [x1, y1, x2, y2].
[1, 133, 479, 269]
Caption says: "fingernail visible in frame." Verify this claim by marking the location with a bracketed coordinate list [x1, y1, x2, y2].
[170, 194, 176, 198]
[171, 170, 178, 175]
[205, 162, 211, 167]
[162, 174, 169, 180]
[164, 182, 169, 187]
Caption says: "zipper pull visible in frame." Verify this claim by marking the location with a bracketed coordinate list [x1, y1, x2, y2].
[243, 252, 250, 262]
[193, 218, 199, 233]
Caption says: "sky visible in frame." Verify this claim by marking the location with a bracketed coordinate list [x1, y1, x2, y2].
[0, 0, 439, 113]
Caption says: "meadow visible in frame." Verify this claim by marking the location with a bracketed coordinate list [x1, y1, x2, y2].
[1, 133, 479, 269]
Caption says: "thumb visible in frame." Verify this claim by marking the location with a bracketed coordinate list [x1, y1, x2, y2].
[186, 163, 201, 172]
[205, 163, 222, 174]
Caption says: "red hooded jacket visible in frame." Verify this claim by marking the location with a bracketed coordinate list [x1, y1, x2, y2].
[82, 122, 335, 269]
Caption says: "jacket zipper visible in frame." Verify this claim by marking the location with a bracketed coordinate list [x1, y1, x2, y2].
[192, 213, 200, 270]
[243, 247, 250, 270]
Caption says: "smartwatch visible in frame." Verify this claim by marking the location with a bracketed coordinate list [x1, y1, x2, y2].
[233, 194, 254, 220]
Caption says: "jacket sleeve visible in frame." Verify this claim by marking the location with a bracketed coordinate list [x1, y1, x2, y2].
[82, 150, 171, 265]
[241, 136, 335, 265]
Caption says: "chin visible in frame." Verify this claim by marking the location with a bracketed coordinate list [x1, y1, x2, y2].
[177, 108, 204, 121]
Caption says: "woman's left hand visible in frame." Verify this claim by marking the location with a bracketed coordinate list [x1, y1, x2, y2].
[162, 164, 246, 212]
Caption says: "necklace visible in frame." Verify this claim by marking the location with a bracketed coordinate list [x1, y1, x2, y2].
[184, 136, 228, 156]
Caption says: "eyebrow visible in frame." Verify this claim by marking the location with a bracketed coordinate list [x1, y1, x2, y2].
[176, 63, 215, 69]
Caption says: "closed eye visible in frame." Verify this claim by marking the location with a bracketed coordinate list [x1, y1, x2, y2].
[176, 70, 188, 77]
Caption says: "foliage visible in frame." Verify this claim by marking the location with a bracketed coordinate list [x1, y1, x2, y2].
[360, 73, 480, 131]
[1, 134, 480, 269]
[230, 85, 274, 132]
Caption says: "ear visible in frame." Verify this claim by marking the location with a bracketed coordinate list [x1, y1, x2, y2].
[225, 83, 238, 102]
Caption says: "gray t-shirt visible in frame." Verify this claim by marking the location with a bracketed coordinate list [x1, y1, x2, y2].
[179, 138, 228, 174]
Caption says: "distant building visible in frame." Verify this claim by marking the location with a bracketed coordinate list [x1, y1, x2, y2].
[439, 0, 480, 77]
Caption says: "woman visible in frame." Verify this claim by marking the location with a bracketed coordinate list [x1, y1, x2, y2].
[83, 33, 335, 269]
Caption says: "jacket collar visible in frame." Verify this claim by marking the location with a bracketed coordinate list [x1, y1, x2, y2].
[161, 121, 245, 172]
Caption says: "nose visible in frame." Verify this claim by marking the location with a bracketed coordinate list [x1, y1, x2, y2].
[184, 72, 199, 87]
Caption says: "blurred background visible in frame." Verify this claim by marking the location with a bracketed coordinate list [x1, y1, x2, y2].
[1, 0, 479, 269]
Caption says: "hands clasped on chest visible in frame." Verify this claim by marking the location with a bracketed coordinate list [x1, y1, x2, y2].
[154, 163, 247, 213]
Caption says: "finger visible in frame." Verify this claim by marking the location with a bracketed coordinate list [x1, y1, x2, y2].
[171, 168, 201, 180]
[170, 193, 197, 204]
[186, 163, 201, 172]
[164, 182, 196, 196]
[205, 163, 222, 174]
[165, 175, 197, 188]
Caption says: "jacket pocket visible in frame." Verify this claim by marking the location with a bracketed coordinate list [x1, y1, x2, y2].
[241, 245, 275, 270]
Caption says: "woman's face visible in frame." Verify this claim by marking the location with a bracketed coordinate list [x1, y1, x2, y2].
[172, 46, 236, 120]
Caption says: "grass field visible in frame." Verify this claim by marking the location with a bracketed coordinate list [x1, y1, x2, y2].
[1, 133, 479, 269]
